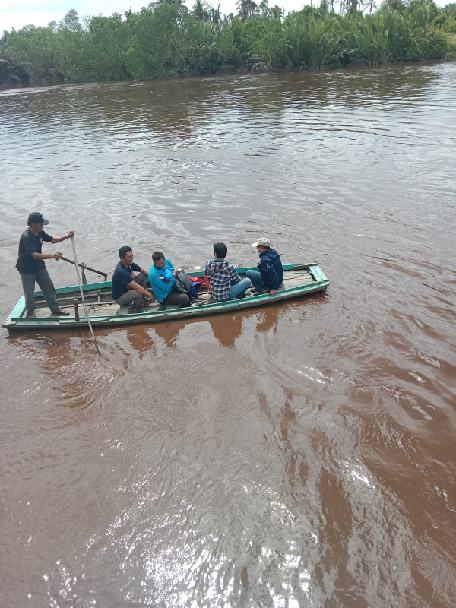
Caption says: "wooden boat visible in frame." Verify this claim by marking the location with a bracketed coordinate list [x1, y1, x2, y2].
[3, 263, 329, 332]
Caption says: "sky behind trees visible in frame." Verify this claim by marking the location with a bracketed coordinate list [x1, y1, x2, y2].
[0, 0, 451, 32]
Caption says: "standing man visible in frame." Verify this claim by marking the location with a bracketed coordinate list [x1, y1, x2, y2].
[112, 246, 155, 312]
[16, 211, 74, 317]
[246, 237, 283, 296]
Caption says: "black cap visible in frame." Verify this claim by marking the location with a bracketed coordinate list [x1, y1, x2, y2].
[27, 212, 49, 226]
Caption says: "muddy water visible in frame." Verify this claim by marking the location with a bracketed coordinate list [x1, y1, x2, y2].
[0, 63, 455, 607]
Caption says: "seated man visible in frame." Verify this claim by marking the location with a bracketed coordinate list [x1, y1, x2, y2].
[246, 237, 283, 296]
[112, 246, 154, 312]
[205, 242, 252, 302]
[149, 251, 190, 308]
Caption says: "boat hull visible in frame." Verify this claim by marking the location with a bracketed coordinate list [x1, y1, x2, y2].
[3, 263, 329, 332]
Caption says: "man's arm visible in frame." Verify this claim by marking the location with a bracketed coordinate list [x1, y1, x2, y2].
[128, 280, 155, 300]
[130, 263, 146, 276]
[163, 267, 175, 282]
[228, 264, 240, 285]
[204, 262, 212, 279]
[31, 252, 62, 261]
[51, 230, 74, 244]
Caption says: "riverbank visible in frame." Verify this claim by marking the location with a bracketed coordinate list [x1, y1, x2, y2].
[0, 3, 451, 88]
[1, 57, 455, 94]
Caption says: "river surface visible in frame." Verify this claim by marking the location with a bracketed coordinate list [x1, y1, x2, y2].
[0, 63, 455, 608]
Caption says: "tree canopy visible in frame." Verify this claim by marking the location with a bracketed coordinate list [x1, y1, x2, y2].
[0, 0, 452, 87]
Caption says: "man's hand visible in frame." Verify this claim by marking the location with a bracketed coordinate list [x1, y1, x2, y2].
[54, 252, 62, 260]
[269, 289, 277, 296]
[67, 230, 74, 239]
[172, 269, 179, 277]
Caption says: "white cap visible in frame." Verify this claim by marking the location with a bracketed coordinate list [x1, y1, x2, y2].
[252, 237, 270, 248]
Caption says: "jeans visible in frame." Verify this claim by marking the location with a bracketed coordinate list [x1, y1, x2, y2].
[245, 270, 265, 293]
[20, 268, 60, 314]
[229, 277, 252, 299]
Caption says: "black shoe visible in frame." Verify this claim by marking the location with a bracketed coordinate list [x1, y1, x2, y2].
[26, 311, 36, 318]
[52, 309, 70, 316]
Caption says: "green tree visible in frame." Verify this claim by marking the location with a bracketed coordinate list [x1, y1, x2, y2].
[237, 0, 259, 21]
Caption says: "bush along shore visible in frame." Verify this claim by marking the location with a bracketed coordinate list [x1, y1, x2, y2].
[1, 0, 456, 88]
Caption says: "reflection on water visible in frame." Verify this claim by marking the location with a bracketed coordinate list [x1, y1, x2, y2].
[1, 63, 456, 607]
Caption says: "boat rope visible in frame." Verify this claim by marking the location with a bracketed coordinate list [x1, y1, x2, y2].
[70, 235, 101, 356]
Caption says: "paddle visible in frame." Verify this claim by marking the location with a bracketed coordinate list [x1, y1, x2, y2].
[59, 255, 107, 280]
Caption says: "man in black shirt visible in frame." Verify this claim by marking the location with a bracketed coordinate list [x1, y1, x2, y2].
[111, 246, 154, 312]
[16, 212, 74, 317]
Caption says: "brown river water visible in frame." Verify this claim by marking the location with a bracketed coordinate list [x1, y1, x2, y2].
[0, 63, 455, 607]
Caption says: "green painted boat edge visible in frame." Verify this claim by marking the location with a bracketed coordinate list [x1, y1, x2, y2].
[3, 263, 329, 331]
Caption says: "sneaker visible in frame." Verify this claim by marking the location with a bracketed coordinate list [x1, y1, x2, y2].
[244, 288, 257, 297]
[52, 309, 70, 316]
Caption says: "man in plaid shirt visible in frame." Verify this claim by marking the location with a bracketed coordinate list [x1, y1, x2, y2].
[204, 242, 252, 302]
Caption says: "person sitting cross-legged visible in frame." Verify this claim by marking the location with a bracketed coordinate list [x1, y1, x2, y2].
[112, 246, 154, 312]
[149, 251, 190, 308]
[204, 242, 252, 302]
[246, 237, 283, 296]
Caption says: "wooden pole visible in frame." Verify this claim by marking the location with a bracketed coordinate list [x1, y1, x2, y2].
[59, 255, 107, 280]
[70, 236, 100, 356]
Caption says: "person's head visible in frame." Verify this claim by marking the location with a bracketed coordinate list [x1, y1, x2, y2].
[27, 211, 48, 232]
[119, 246, 134, 265]
[252, 237, 271, 255]
[213, 242, 227, 259]
[152, 251, 165, 269]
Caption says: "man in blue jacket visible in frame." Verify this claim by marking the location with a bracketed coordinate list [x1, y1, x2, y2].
[149, 252, 190, 308]
[246, 237, 283, 296]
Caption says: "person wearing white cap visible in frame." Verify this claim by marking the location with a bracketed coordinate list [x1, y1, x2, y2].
[16, 212, 74, 317]
[246, 237, 283, 296]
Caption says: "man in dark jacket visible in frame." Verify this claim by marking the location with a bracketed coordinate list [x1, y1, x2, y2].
[16, 211, 74, 317]
[246, 237, 283, 296]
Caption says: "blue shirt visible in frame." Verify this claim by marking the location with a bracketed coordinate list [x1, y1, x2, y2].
[112, 261, 142, 300]
[149, 259, 175, 303]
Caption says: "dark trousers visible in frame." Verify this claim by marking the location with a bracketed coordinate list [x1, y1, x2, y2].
[115, 274, 147, 311]
[20, 268, 60, 315]
[163, 284, 190, 308]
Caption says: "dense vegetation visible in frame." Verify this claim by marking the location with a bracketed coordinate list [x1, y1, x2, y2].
[1, 0, 455, 87]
